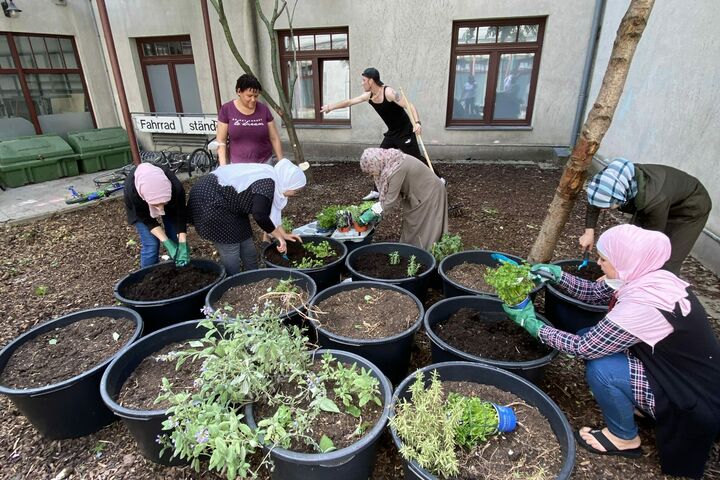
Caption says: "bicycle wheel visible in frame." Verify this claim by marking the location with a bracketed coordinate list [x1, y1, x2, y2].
[189, 148, 215, 173]
[93, 170, 126, 188]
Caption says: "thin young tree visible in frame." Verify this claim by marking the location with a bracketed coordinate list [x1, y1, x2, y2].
[528, 0, 655, 262]
[210, 0, 305, 164]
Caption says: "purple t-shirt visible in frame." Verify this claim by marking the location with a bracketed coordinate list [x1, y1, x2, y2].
[218, 100, 275, 163]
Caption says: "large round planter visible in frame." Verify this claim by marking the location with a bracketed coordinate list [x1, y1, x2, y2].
[0, 307, 143, 439]
[205, 268, 317, 334]
[100, 319, 209, 466]
[114, 259, 225, 334]
[545, 259, 608, 334]
[342, 228, 375, 254]
[245, 349, 393, 480]
[308, 281, 424, 384]
[424, 296, 557, 384]
[438, 250, 544, 299]
[345, 242, 436, 301]
[263, 235, 347, 292]
[389, 362, 575, 480]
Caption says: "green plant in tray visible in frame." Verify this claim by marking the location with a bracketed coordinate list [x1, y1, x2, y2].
[483, 261, 535, 306]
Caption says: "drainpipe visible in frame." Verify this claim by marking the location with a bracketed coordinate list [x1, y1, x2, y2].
[571, 0, 606, 146]
[201, 0, 222, 112]
[95, 0, 140, 165]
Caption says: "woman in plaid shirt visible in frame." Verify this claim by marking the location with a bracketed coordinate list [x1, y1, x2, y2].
[504, 225, 720, 479]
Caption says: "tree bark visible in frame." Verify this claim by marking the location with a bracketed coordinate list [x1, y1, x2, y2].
[210, 0, 305, 164]
[528, 0, 655, 263]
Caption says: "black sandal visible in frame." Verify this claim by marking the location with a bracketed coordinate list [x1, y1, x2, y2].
[574, 429, 644, 458]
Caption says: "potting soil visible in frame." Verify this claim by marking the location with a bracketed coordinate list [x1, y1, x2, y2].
[564, 263, 604, 282]
[117, 341, 202, 411]
[436, 308, 552, 361]
[315, 287, 419, 339]
[352, 252, 427, 279]
[264, 239, 341, 268]
[119, 263, 219, 301]
[214, 278, 309, 318]
[0, 316, 136, 389]
[445, 263, 493, 292]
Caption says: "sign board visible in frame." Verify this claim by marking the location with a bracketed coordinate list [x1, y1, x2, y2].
[133, 114, 218, 134]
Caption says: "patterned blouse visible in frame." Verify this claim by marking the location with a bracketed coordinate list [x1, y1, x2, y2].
[538, 274, 656, 416]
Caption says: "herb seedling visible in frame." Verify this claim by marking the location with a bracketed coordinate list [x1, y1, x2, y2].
[483, 262, 535, 306]
[430, 233, 464, 263]
[407, 255, 421, 277]
[388, 251, 401, 265]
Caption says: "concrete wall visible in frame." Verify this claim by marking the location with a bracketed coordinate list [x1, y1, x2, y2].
[585, 0, 720, 274]
[256, 0, 597, 159]
[1, 0, 117, 129]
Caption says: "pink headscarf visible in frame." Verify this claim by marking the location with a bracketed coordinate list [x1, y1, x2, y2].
[135, 163, 172, 218]
[597, 224, 691, 346]
[360, 148, 404, 203]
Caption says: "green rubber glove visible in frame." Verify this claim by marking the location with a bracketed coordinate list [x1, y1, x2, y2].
[176, 242, 190, 267]
[162, 239, 178, 260]
[530, 263, 563, 283]
[357, 208, 381, 226]
[502, 303, 546, 339]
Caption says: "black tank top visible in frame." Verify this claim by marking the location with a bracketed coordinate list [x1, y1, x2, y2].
[369, 86, 412, 136]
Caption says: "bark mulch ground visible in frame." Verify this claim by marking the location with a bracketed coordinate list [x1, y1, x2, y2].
[0, 161, 718, 479]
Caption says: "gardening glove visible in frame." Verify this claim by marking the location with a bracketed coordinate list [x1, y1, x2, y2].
[530, 263, 563, 284]
[175, 242, 190, 267]
[357, 208, 381, 226]
[502, 303, 546, 339]
[162, 239, 178, 260]
[371, 202, 383, 215]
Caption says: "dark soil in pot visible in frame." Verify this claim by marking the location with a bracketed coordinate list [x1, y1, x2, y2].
[254, 361, 383, 453]
[264, 239, 342, 268]
[563, 263, 604, 281]
[445, 263, 492, 292]
[212, 278, 310, 317]
[119, 263, 220, 301]
[352, 252, 428, 279]
[117, 341, 201, 411]
[442, 380, 564, 480]
[0, 316, 136, 389]
[314, 287, 419, 339]
[435, 308, 552, 362]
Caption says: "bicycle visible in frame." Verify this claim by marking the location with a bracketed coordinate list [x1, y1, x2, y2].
[186, 136, 219, 177]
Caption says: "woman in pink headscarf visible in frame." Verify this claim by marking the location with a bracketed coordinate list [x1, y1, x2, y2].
[359, 148, 448, 249]
[504, 225, 720, 479]
[124, 163, 189, 268]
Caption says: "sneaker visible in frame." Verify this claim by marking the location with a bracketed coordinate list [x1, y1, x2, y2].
[363, 190, 380, 200]
[440, 177, 446, 185]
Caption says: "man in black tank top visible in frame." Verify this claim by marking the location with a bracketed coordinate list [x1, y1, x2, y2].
[322, 67, 428, 199]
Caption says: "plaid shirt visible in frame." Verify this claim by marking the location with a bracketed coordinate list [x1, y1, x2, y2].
[539, 273, 655, 416]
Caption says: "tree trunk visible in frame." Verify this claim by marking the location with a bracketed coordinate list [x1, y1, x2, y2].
[528, 0, 655, 263]
[210, 0, 304, 164]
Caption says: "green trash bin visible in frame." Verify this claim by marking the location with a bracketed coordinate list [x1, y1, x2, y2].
[0, 135, 79, 188]
[67, 127, 132, 173]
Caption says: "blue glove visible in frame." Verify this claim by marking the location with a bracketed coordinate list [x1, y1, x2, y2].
[502, 303, 546, 338]
[530, 264, 563, 283]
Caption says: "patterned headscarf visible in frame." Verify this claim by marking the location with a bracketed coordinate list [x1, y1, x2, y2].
[134, 163, 172, 218]
[597, 224, 691, 346]
[587, 158, 638, 208]
[359, 148, 404, 203]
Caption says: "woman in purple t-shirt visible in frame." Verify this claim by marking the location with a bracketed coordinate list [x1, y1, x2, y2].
[217, 74, 283, 165]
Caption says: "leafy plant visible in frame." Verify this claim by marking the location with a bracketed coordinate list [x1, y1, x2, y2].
[447, 393, 499, 447]
[390, 371, 463, 478]
[388, 251, 400, 265]
[281, 217, 294, 232]
[303, 241, 335, 259]
[335, 210, 352, 229]
[346, 201, 374, 223]
[293, 257, 323, 269]
[316, 205, 342, 229]
[34, 285, 49, 296]
[484, 261, 535, 306]
[407, 255, 421, 277]
[430, 234, 464, 263]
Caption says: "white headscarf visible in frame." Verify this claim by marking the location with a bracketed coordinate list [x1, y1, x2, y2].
[212, 159, 306, 227]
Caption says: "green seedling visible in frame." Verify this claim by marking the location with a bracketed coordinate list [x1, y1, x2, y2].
[430, 233, 464, 263]
[388, 251, 401, 265]
[34, 285, 49, 296]
[407, 255, 421, 277]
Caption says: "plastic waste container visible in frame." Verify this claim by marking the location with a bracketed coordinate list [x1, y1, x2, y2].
[66, 127, 132, 173]
[0, 135, 79, 187]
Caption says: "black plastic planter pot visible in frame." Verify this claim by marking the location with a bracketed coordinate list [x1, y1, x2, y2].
[545, 259, 608, 334]
[245, 349, 393, 480]
[342, 228, 375, 254]
[345, 242, 436, 301]
[114, 259, 225, 334]
[438, 250, 544, 299]
[100, 319, 209, 466]
[389, 362, 575, 480]
[0, 307, 143, 439]
[262, 235, 347, 292]
[424, 296, 557, 384]
[205, 268, 317, 332]
[308, 281, 424, 384]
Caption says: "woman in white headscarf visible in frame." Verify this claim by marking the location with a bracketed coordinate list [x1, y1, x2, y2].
[187, 159, 306, 275]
